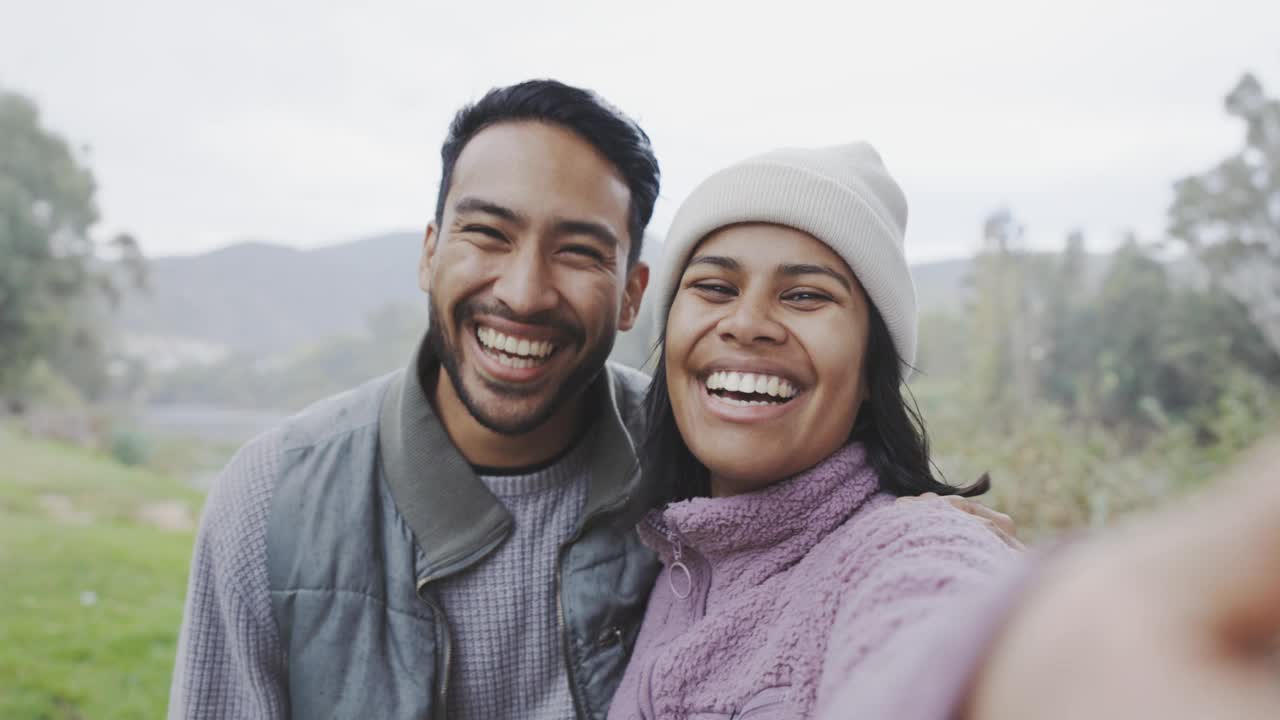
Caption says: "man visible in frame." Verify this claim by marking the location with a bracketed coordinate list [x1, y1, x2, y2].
[169, 79, 1013, 720]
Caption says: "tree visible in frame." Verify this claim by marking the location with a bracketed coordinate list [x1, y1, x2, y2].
[1037, 230, 1093, 413]
[1089, 239, 1175, 428]
[0, 88, 144, 406]
[1169, 72, 1280, 356]
[1064, 236, 1280, 439]
[966, 208, 1047, 427]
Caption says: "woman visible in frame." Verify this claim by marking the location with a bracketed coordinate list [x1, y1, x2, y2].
[608, 142, 1018, 719]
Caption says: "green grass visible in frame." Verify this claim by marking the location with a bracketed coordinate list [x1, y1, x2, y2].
[0, 425, 203, 719]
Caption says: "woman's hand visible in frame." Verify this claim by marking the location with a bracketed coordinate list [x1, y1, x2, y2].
[967, 442, 1280, 719]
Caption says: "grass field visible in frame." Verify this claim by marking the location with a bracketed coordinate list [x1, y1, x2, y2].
[0, 425, 203, 719]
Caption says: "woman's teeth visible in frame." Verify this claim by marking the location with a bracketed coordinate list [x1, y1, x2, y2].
[705, 370, 797, 402]
[476, 326, 557, 369]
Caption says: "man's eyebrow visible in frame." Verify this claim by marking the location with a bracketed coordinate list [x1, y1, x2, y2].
[555, 219, 619, 249]
[453, 197, 527, 226]
[778, 263, 854, 291]
[687, 255, 741, 271]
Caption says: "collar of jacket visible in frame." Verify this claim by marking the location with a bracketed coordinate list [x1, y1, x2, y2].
[378, 334, 650, 584]
[638, 442, 880, 587]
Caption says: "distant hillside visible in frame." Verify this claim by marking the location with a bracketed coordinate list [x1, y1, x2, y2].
[118, 232, 425, 356]
[911, 258, 973, 314]
[116, 231, 1131, 365]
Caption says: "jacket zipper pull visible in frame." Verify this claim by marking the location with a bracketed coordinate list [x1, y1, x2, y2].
[665, 527, 693, 600]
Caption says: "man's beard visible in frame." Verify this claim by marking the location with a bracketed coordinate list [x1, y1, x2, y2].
[425, 295, 615, 436]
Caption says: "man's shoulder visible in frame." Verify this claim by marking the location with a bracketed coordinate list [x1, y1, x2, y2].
[199, 371, 404, 553]
[604, 361, 651, 406]
[277, 369, 403, 452]
[603, 361, 652, 431]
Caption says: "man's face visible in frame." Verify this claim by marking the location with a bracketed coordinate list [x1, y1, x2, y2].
[421, 121, 648, 435]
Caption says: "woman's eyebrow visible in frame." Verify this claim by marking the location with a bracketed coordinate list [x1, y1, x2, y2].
[777, 263, 853, 291]
[687, 255, 740, 271]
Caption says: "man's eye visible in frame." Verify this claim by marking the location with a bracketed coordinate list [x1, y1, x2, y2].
[461, 225, 506, 241]
[562, 245, 605, 260]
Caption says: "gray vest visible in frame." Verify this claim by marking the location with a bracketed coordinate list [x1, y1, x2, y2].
[265, 345, 660, 719]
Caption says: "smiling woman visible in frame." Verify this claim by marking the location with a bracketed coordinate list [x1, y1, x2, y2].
[608, 142, 1009, 720]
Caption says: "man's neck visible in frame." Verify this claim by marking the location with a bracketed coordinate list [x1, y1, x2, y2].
[429, 368, 587, 470]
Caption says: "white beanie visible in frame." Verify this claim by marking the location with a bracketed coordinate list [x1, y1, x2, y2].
[651, 141, 918, 379]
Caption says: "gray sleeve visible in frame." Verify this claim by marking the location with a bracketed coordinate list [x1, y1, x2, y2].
[168, 431, 288, 719]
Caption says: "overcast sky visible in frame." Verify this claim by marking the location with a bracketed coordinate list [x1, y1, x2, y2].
[3, 0, 1278, 262]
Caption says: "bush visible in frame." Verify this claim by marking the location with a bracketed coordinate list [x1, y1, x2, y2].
[109, 430, 150, 467]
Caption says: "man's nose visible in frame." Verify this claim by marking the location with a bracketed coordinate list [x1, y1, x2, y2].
[491, 248, 559, 318]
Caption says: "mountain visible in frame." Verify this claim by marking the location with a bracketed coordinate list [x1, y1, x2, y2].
[115, 231, 1125, 366]
[118, 232, 425, 357]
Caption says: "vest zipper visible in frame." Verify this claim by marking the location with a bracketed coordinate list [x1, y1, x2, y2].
[557, 488, 636, 718]
[416, 579, 453, 719]
[555, 543, 588, 719]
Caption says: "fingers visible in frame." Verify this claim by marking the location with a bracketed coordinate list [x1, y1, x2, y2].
[1177, 441, 1280, 643]
[896, 493, 1025, 550]
[948, 497, 1017, 537]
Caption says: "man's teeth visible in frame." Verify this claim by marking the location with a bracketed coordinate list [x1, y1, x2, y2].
[476, 326, 556, 360]
[705, 371, 797, 399]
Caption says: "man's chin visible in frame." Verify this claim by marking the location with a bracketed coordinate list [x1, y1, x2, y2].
[469, 401, 561, 436]
[461, 377, 565, 436]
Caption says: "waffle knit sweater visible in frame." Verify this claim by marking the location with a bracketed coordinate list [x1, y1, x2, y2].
[438, 444, 590, 719]
[168, 427, 590, 720]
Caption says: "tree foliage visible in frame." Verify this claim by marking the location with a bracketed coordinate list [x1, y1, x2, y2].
[943, 227, 1280, 445]
[0, 89, 144, 405]
[1170, 72, 1280, 355]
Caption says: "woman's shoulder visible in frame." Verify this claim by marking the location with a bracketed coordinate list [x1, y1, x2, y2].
[813, 492, 1016, 581]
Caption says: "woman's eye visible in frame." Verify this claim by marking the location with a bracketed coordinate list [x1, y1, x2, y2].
[691, 282, 736, 298]
[784, 291, 833, 304]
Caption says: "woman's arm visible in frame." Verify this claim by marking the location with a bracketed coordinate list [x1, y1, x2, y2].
[968, 446, 1280, 720]
[821, 443, 1280, 720]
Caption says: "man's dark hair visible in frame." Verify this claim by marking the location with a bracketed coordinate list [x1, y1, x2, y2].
[435, 79, 660, 267]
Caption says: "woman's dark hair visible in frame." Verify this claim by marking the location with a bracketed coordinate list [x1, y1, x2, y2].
[641, 300, 990, 503]
[435, 79, 660, 267]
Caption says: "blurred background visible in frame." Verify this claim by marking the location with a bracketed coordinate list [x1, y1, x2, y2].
[2, 0, 1279, 716]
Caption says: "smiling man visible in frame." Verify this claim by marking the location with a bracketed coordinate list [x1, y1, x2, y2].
[168, 80, 662, 720]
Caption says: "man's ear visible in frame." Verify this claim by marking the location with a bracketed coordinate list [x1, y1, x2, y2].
[418, 223, 439, 294]
[618, 260, 650, 332]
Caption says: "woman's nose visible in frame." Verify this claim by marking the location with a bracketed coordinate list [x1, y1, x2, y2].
[717, 296, 786, 345]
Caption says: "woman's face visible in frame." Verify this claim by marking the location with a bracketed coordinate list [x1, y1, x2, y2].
[665, 223, 871, 497]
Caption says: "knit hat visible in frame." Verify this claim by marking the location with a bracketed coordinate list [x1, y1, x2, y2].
[651, 141, 918, 379]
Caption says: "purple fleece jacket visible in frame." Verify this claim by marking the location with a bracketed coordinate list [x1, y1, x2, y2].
[607, 443, 1026, 720]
